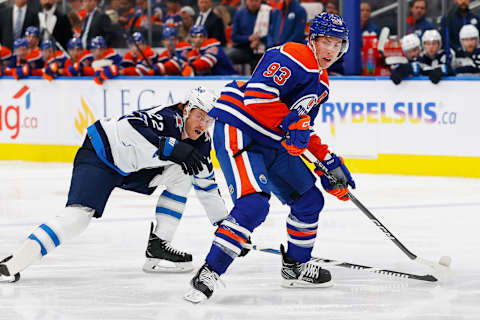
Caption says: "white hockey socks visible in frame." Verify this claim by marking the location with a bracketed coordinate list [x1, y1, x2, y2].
[154, 190, 187, 242]
[4, 206, 94, 275]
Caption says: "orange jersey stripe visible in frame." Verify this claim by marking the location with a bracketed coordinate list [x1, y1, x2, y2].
[228, 126, 257, 197]
[244, 90, 277, 99]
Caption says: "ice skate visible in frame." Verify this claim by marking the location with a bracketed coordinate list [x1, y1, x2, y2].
[280, 244, 332, 288]
[184, 263, 221, 303]
[0, 256, 20, 283]
[142, 224, 193, 273]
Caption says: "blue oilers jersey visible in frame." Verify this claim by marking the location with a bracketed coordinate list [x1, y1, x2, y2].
[188, 38, 237, 76]
[210, 42, 329, 147]
[87, 104, 212, 175]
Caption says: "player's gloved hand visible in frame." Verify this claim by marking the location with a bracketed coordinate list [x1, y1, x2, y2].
[13, 65, 30, 80]
[93, 70, 103, 85]
[390, 63, 412, 85]
[156, 137, 208, 175]
[428, 67, 444, 84]
[68, 62, 83, 76]
[280, 111, 311, 156]
[317, 153, 355, 201]
[152, 62, 166, 75]
[181, 63, 194, 77]
[43, 62, 58, 81]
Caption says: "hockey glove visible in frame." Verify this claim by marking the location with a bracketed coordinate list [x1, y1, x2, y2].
[181, 63, 195, 77]
[93, 70, 103, 85]
[68, 62, 83, 76]
[280, 111, 311, 156]
[12, 65, 30, 80]
[390, 63, 412, 85]
[156, 137, 208, 175]
[428, 67, 444, 84]
[43, 62, 58, 81]
[317, 153, 355, 201]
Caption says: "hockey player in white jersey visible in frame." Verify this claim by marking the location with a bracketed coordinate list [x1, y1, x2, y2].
[0, 86, 228, 282]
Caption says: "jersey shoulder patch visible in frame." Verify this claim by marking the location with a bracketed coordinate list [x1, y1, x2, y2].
[280, 42, 319, 73]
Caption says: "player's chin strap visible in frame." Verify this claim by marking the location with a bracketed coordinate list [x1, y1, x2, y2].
[304, 149, 452, 281]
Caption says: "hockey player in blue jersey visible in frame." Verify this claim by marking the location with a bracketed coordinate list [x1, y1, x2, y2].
[184, 12, 356, 303]
[183, 25, 237, 76]
[418, 29, 455, 84]
[0, 86, 229, 282]
[453, 24, 480, 74]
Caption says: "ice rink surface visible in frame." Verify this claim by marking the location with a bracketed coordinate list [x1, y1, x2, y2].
[1, 161, 479, 320]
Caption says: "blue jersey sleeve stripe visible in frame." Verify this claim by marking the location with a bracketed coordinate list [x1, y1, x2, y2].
[39, 224, 60, 247]
[193, 183, 218, 191]
[28, 234, 47, 256]
[155, 207, 182, 219]
[161, 190, 187, 203]
[87, 124, 130, 176]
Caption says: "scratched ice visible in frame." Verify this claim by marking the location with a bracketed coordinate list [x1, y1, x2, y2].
[1, 161, 479, 320]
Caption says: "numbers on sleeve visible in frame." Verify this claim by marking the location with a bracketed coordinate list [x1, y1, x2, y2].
[262, 62, 291, 86]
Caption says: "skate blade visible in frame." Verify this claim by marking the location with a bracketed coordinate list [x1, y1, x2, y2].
[184, 288, 209, 304]
[281, 278, 333, 288]
[0, 273, 20, 283]
[142, 258, 193, 273]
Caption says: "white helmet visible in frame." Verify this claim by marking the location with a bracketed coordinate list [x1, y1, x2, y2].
[184, 85, 218, 115]
[459, 24, 479, 40]
[422, 29, 442, 47]
[401, 34, 421, 53]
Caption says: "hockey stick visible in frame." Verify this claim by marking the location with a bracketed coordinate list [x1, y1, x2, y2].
[248, 244, 438, 282]
[304, 150, 452, 281]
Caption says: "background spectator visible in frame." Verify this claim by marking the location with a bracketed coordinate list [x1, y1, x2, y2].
[229, 0, 275, 71]
[38, 0, 73, 50]
[361, 2, 380, 36]
[195, 0, 226, 45]
[268, 0, 306, 48]
[117, 0, 135, 28]
[179, 5, 195, 42]
[105, 0, 122, 25]
[324, 0, 338, 14]
[440, 0, 480, 52]
[163, 0, 183, 27]
[80, 0, 121, 48]
[0, 0, 39, 50]
[407, 0, 434, 38]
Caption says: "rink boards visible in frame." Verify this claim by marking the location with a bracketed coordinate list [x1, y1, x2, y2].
[0, 76, 479, 177]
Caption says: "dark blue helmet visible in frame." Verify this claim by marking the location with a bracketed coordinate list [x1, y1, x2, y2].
[41, 40, 55, 51]
[14, 37, 29, 50]
[190, 25, 207, 37]
[68, 37, 83, 50]
[128, 32, 145, 45]
[309, 12, 349, 57]
[162, 26, 177, 39]
[90, 36, 107, 49]
[24, 26, 40, 38]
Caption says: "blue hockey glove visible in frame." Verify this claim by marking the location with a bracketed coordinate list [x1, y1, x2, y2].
[68, 62, 83, 76]
[43, 62, 58, 81]
[156, 137, 208, 175]
[13, 65, 30, 80]
[317, 153, 355, 201]
[101, 65, 118, 79]
[280, 111, 311, 156]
